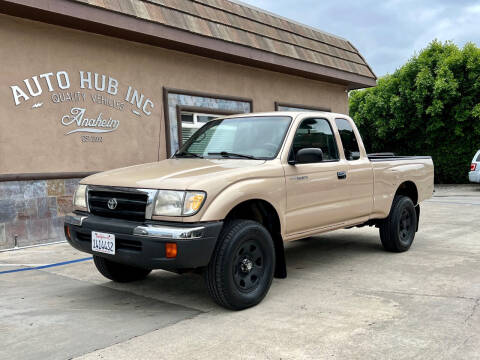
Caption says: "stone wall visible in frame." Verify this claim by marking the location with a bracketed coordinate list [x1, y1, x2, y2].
[0, 178, 80, 249]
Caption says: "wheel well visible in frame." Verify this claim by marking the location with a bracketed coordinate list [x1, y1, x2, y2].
[225, 199, 286, 278]
[395, 181, 418, 205]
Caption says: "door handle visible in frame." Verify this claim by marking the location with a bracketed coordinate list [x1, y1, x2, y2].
[337, 171, 347, 180]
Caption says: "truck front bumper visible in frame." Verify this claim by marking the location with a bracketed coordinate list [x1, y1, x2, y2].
[64, 212, 223, 271]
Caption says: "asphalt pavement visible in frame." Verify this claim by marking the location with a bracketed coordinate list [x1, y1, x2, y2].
[1, 185, 479, 359]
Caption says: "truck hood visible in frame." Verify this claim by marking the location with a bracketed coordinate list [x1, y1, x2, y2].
[82, 158, 267, 190]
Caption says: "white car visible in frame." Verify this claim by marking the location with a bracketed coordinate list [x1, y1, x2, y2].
[469, 150, 480, 183]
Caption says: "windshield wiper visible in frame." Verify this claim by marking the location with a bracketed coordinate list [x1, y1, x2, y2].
[175, 151, 203, 158]
[208, 151, 257, 159]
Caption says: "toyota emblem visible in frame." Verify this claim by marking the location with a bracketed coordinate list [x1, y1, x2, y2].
[107, 198, 118, 210]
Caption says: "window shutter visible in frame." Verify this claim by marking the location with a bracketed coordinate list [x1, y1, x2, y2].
[181, 127, 198, 145]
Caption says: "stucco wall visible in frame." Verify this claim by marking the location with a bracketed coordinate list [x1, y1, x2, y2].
[0, 13, 349, 248]
[0, 13, 348, 175]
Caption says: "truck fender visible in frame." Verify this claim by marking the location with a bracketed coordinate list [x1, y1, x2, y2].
[200, 178, 286, 236]
[200, 179, 287, 278]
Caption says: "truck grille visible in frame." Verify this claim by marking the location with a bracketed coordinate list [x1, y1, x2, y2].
[88, 189, 148, 221]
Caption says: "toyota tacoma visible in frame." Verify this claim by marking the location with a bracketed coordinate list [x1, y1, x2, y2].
[65, 112, 434, 310]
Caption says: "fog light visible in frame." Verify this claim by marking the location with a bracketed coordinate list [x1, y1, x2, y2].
[166, 243, 177, 258]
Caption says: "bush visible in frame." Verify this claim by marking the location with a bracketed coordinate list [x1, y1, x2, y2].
[349, 40, 480, 183]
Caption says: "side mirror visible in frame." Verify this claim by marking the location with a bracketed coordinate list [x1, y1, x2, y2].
[290, 148, 323, 165]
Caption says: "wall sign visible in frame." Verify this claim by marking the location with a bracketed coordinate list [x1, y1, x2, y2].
[9, 70, 155, 139]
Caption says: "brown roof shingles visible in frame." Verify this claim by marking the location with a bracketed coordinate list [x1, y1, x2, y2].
[131, 0, 150, 19]
[70, 0, 375, 81]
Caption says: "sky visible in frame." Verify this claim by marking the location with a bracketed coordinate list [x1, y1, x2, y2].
[239, 0, 480, 77]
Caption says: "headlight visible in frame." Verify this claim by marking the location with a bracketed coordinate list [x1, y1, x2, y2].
[153, 190, 206, 217]
[73, 184, 87, 210]
[153, 190, 184, 216]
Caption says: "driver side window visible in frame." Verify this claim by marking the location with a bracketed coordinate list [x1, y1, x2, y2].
[292, 118, 339, 162]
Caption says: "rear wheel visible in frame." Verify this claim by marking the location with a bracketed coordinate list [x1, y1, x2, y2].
[379, 195, 417, 252]
[205, 220, 275, 310]
[93, 256, 152, 282]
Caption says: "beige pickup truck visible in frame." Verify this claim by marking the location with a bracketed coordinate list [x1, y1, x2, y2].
[65, 112, 434, 310]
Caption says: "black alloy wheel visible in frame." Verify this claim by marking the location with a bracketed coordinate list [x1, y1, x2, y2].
[398, 207, 415, 245]
[233, 239, 265, 292]
[205, 219, 275, 310]
[379, 195, 418, 252]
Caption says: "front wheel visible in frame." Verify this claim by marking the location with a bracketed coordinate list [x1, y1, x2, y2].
[379, 195, 418, 252]
[93, 256, 152, 282]
[205, 220, 275, 310]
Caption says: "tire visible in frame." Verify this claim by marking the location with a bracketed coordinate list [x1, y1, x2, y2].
[93, 256, 152, 282]
[205, 220, 275, 310]
[379, 195, 418, 252]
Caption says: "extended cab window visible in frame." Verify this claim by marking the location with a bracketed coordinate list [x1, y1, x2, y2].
[292, 118, 339, 161]
[335, 118, 361, 160]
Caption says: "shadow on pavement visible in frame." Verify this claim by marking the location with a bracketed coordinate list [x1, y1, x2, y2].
[0, 269, 200, 360]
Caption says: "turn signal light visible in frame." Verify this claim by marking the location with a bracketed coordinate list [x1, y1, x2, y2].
[65, 226, 71, 241]
[166, 243, 177, 258]
[471, 163, 477, 171]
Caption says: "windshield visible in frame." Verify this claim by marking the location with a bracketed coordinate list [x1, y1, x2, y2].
[176, 116, 292, 159]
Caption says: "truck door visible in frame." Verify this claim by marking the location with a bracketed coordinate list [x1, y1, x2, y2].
[284, 117, 350, 235]
[335, 118, 374, 220]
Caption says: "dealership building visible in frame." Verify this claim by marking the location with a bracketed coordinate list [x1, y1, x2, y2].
[0, 0, 376, 249]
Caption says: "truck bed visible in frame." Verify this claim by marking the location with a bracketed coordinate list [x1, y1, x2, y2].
[368, 153, 432, 162]
[367, 154, 434, 219]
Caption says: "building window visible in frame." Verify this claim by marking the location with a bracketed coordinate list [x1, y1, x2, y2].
[275, 101, 330, 112]
[163, 88, 253, 156]
[180, 111, 224, 145]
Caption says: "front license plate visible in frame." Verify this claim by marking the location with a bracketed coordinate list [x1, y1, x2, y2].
[91, 231, 115, 255]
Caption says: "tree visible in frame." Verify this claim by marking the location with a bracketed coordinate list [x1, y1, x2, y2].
[349, 40, 480, 183]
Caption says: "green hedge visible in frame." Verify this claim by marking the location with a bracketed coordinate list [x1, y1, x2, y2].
[349, 40, 480, 183]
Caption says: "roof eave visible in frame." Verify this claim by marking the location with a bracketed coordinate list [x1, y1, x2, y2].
[0, 0, 377, 89]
